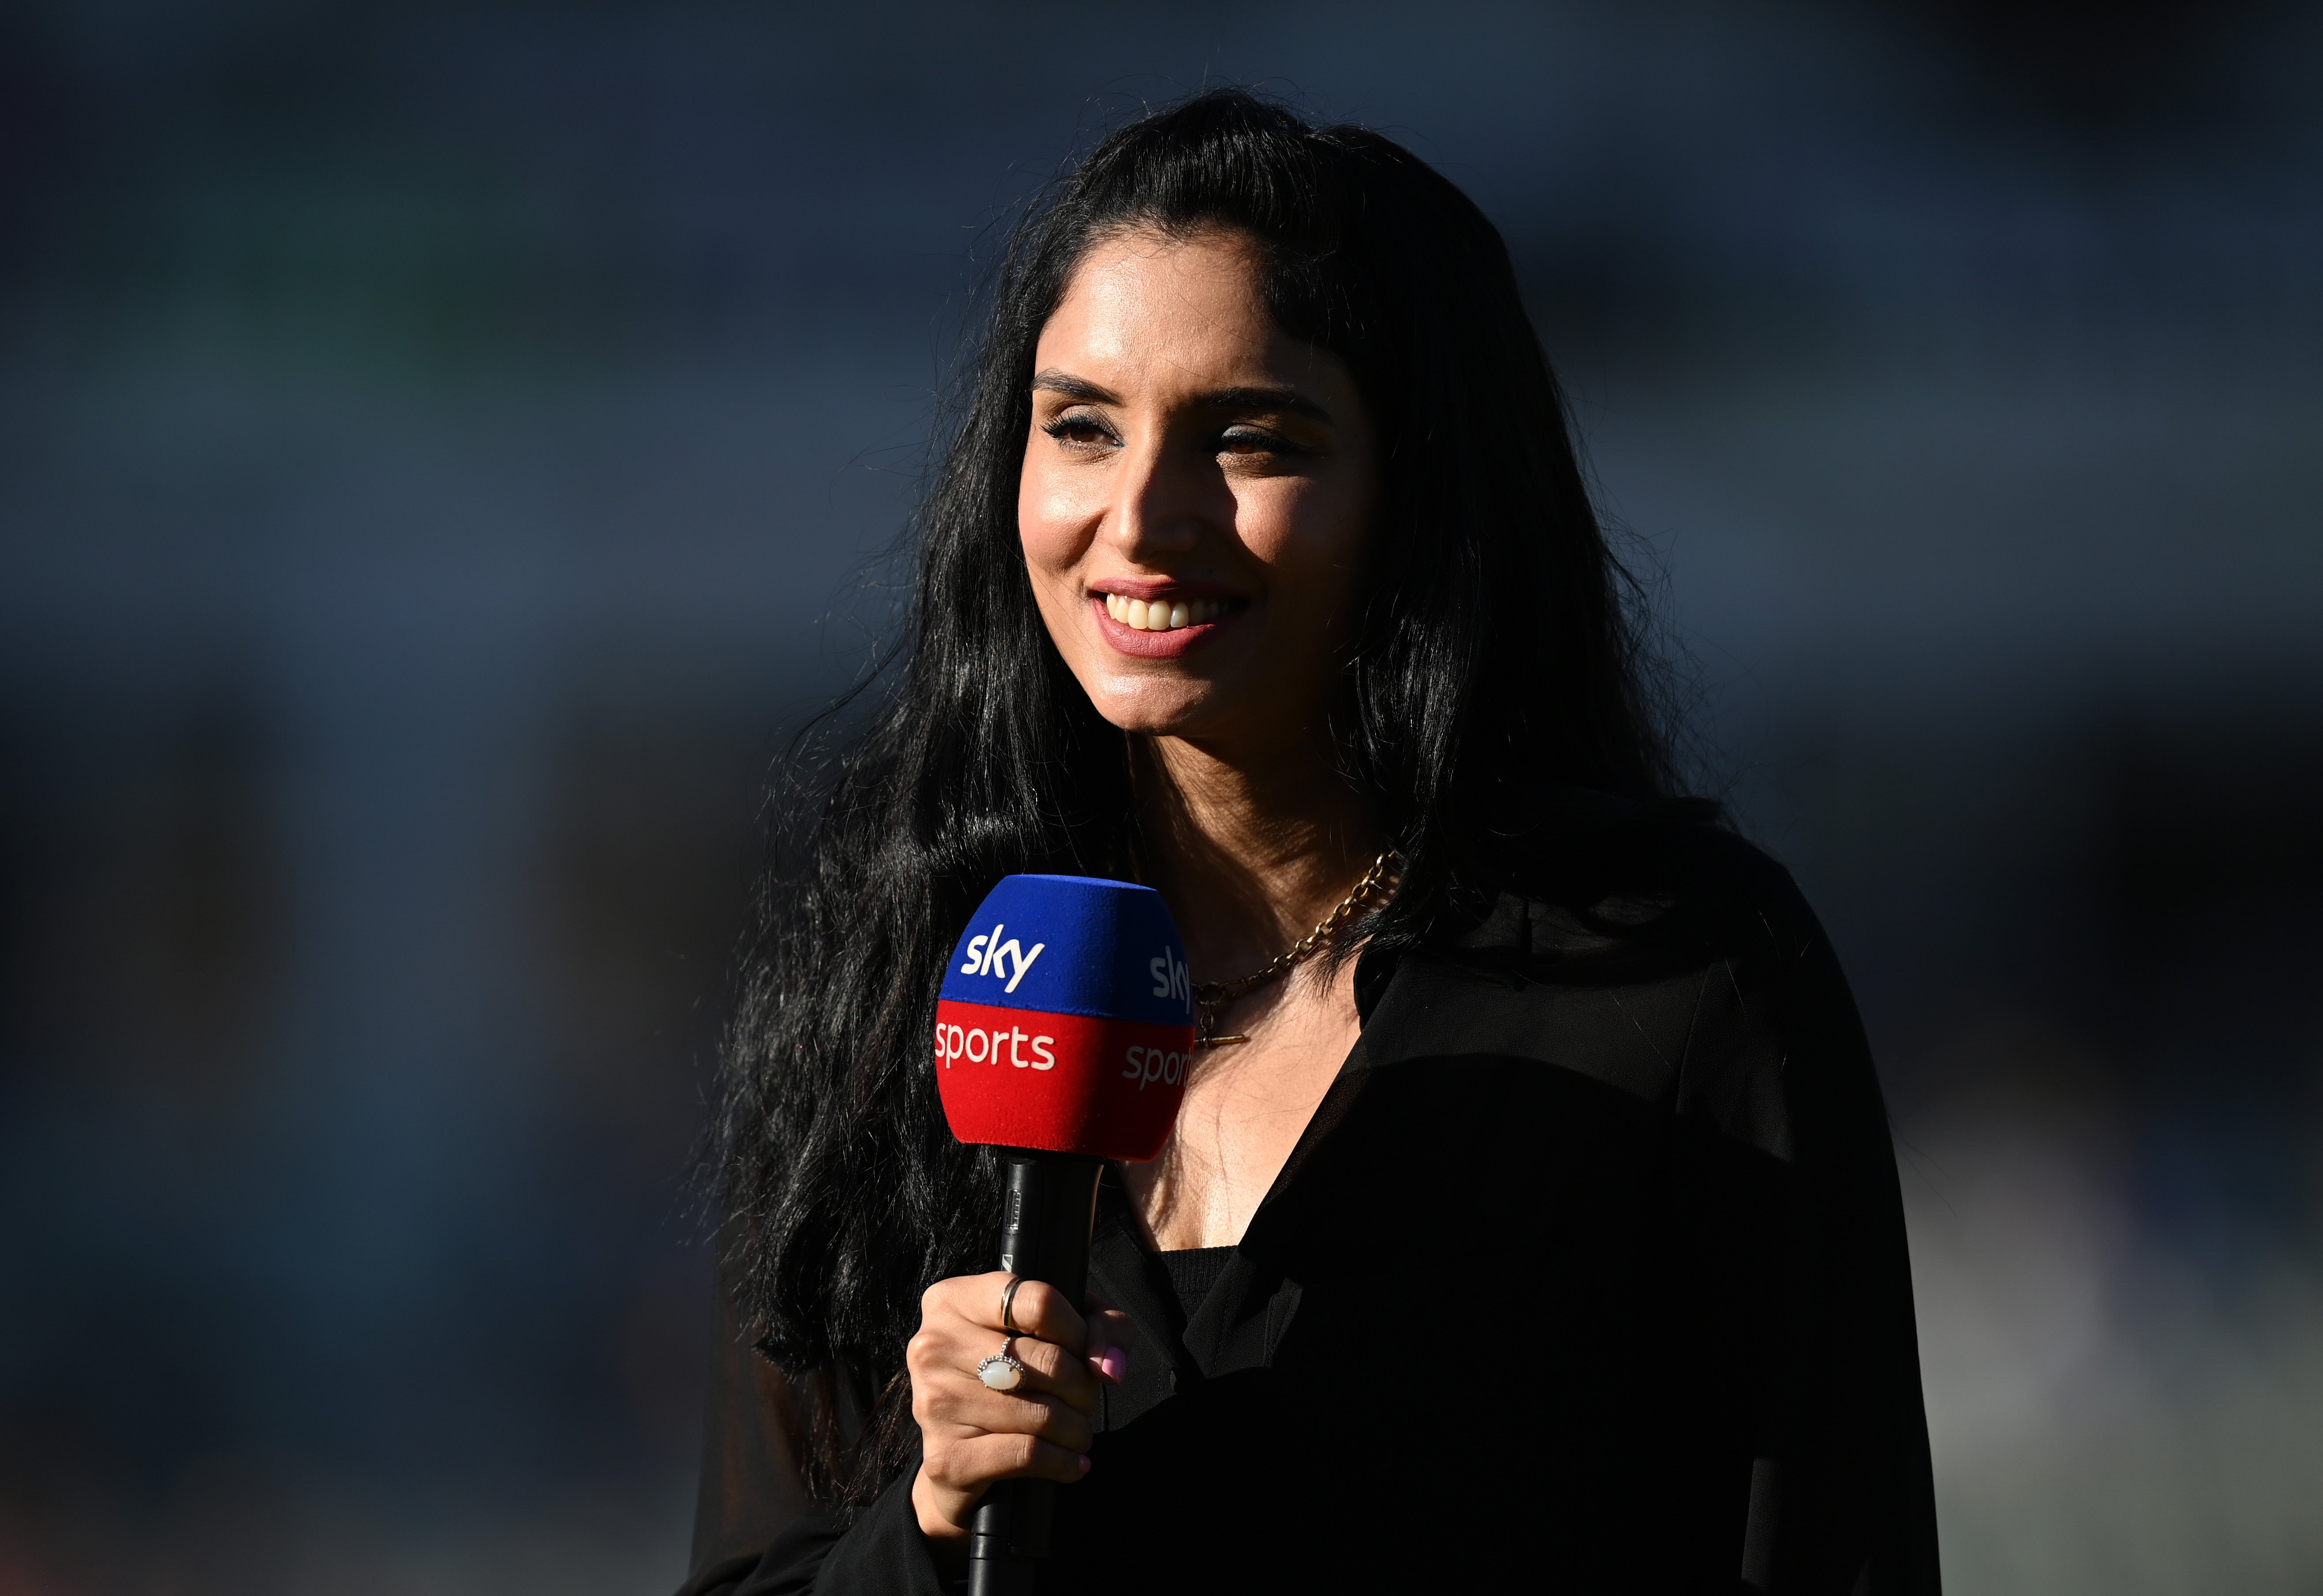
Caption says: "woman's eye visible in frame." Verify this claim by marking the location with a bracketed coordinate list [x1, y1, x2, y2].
[1043, 415, 1115, 447]
[1219, 427, 1294, 457]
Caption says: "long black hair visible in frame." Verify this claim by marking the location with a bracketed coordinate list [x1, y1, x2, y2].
[714, 89, 1687, 1503]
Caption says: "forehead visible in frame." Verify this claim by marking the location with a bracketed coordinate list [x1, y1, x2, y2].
[1036, 227, 1282, 377]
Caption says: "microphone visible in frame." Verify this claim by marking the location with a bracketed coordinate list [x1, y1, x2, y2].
[934, 874, 1196, 1595]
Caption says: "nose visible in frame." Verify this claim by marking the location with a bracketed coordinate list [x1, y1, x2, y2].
[1104, 431, 1217, 558]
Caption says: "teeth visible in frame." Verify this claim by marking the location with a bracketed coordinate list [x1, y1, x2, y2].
[1101, 594, 1229, 631]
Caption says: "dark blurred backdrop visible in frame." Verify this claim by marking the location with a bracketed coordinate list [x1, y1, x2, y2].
[2, 3, 2319, 1592]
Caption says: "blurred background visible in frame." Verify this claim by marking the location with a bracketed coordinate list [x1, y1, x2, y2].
[2, 1, 2318, 1590]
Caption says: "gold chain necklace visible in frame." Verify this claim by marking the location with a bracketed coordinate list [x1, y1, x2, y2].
[1193, 849, 1399, 1049]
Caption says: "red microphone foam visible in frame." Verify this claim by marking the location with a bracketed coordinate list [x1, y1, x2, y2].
[933, 875, 1195, 1160]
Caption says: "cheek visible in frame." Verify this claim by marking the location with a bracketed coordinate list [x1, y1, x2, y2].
[1241, 475, 1372, 661]
[1016, 452, 1088, 581]
[1237, 473, 1370, 591]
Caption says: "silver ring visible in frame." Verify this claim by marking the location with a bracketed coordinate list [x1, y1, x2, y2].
[977, 1338, 1026, 1392]
[1000, 1275, 1025, 1334]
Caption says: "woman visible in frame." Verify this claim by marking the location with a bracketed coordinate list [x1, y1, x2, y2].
[683, 91, 1938, 1594]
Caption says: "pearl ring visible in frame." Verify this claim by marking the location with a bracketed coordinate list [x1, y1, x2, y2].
[977, 1338, 1027, 1392]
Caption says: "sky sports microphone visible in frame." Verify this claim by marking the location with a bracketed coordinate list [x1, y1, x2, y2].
[935, 874, 1196, 1595]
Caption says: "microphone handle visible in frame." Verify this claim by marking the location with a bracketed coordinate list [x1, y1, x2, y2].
[966, 1149, 1104, 1596]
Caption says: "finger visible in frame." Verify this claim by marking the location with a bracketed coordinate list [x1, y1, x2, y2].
[912, 1327, 1103, 1421]
[924, 1431, 1092, 1495]
[923, 1271, 1024, 1332]
[929, 1338, 1101, 1431]
[1078, 1293, 1137, 1353]
[1081, 1297, 1134, 1341]
[917, 1432, 1093, 1538]
[922, 1321, 1100, 1408]
[968, 1389, 1095, 1454]
[1083, 1306, 1135, 1384]
[919, 1405, 1093, 1460]
[1084, 1294, 1137, 1349]
[991, 1277, 1089, 1351]
[996, 1333, 1102, 1410]
[925, 1273, 1092, 1364]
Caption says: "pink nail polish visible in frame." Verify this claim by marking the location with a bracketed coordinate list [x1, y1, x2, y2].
[1100, 1348, 1127, 1383]
[1077, 1454, 1092, 1476]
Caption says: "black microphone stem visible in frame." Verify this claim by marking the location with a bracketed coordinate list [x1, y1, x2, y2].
[966, 1150, 1104, 1596]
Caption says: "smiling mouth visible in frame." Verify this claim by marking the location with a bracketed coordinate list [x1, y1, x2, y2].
[1099, 592, 1242, 632]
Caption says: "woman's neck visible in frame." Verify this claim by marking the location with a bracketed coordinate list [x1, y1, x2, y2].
[1132, 729, 1381, 983]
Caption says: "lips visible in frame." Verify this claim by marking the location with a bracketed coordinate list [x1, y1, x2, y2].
[1101, 592, 1228, 632]
[1087, 586, 1245, 659]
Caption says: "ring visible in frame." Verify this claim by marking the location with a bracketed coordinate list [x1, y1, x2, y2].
[1000, 1275, 1025, 1334]
[977, 1338, 1026, 1392]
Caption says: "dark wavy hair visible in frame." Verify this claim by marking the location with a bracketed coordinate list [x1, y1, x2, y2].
[713, 89, 1686, 1504]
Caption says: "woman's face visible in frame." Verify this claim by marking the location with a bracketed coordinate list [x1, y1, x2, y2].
[1018, 227, 1377, 752]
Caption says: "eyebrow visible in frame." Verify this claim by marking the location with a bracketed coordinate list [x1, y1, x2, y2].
[1031, 369, 1335, 425]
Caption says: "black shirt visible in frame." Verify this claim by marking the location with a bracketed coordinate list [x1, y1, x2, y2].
[678, 818, 1941, 1595]
[1155, 1246, 1234, 1325]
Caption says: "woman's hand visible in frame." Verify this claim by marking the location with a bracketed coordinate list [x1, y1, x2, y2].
[907, 1272, 1135, 1545]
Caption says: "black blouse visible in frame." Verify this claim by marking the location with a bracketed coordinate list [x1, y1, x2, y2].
[679, 813, 1941, 1595]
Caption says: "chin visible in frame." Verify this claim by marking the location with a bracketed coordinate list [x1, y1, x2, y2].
[1085, 678, 1225, 739]
[1093, 705, 1212, 739]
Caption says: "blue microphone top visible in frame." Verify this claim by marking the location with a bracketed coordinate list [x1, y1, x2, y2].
[939, 874, 1193, 1026]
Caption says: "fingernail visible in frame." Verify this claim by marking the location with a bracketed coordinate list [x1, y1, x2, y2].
[1100, 1348, 1127, 1383]
[1077, 1455, 1092, 1476]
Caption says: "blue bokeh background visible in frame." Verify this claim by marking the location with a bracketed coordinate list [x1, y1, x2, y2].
[3, 4, 2319, 1591]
